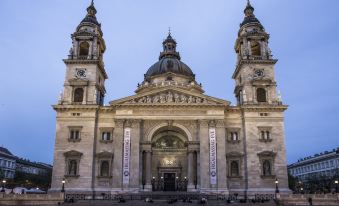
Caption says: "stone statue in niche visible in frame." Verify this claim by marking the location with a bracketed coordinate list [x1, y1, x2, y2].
[263, 160, 271, 176]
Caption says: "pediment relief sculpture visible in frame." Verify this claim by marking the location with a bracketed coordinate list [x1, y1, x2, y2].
[126, 91, 215, 105]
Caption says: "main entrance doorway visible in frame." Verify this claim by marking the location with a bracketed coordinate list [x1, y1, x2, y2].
[147, 126, 191, 192]
[164, 173, 176, 191]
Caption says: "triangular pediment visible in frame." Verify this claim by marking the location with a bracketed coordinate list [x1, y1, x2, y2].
[109, 87, 230, 107]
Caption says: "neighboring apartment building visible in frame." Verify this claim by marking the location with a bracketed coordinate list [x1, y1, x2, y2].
[0, 147, 16, 179]
[288, 148, 339, 182]
[0, 146, 52, 180]
[16, 158, 52, 176]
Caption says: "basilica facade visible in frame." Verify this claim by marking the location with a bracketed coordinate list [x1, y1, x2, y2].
[51, 1, 290, 196]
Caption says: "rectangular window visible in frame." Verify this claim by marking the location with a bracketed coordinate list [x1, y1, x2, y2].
[102, 132, 111, 141]
[70, 130, 80, 140]
[258, 127, 272, 142]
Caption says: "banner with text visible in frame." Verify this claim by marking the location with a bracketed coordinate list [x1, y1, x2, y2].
[122, 128, 131, 184]
[209, 127, 217, 185]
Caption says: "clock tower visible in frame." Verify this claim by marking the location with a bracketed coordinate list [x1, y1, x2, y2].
[233, 0, 282, 106]
[59, 0, 107, 105]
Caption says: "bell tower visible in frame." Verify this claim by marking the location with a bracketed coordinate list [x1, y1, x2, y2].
[59, 0, 107, 105]
[233, 0, 282, 106]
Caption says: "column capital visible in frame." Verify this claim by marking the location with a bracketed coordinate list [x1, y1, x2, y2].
[114, 119, 124, 127]
[125, 119, 142, 128]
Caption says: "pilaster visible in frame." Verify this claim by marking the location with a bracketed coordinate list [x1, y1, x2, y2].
[111, 119, 124, 190]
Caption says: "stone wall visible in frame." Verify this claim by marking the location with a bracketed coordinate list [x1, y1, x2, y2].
[0, 193, 64, 205]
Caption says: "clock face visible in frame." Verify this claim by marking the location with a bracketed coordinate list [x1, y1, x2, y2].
[254, 70, 264, 78]
[75, 69, 86, 78]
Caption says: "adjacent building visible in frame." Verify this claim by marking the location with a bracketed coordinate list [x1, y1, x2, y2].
[0, 147, 16, 179]
[288, 148, 339, 182]
[16, 158, 52, 176]
[0, 146, 52, 180]
[51, 1, 290, 197]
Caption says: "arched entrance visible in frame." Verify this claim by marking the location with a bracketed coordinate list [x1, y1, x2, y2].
[144, 125, 189, 191]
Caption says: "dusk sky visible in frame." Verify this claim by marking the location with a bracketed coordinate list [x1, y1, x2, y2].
[0, 0, 338, 165]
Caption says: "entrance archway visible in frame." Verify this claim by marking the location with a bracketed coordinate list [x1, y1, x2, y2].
[145, 125, 189, 191]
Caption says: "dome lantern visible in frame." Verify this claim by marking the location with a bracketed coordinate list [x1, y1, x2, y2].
[144, 32, 195, 80]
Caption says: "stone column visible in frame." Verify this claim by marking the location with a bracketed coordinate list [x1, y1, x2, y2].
[82, 87, 87, 104]
[145, 150, 152, 190]
[199, 120, 209, 192]
[216, 120, 228, 194]
[129, 120, 141, 191]
[187, 150, 195, 190]
[112, 119, 124, 190]
[74, 40, 79, 57]
[88, 41, 93, 59]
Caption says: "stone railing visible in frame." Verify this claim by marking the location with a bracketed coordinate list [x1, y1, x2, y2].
[0, 193, 64, 205]
[277, 193, 339, 206]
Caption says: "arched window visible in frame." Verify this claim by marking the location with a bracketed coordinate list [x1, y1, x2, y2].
[251, 41, 261, 56]
[79, 42, 89, 56]
[230, 161, 239, 177]
[100, 161, 109, 177]
[68, 160, 77, 176]
[256, 88, 267, 103]
[263, 160, 272, 176]
[74, 88, 84, 103]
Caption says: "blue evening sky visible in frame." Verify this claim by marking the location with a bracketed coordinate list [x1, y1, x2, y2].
[0, 0, 338, 165]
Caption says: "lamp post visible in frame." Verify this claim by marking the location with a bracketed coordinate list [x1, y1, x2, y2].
[298, 181, 302, 194]
[335, 180, 338, 193]
[61, 179, 65, 193]
[1, 180, 6, 193]
[275, 178, 279, 194]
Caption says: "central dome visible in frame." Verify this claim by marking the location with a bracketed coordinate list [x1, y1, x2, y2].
[145, 57, 194, 78]
[144, 33, 195, 79]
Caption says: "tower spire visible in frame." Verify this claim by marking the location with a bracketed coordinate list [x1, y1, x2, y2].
[244, 0, 254, 17]
[86, 0, 97, 17]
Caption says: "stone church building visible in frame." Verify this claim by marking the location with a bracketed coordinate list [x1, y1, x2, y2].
[51, 1, 290, 196]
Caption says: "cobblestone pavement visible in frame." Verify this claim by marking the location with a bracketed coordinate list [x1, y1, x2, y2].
[61, 200, 277, 206]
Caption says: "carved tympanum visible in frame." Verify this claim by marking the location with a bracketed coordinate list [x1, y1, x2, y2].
[127, 91, 211, 104]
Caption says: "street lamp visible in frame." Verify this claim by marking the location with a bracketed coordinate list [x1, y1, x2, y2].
[61, 179, 65, 193]
[297, 181, 303, 194]
[1, 180, 6, 193]
[335, 180, 338, 193]
[275, 178, 279, 194]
